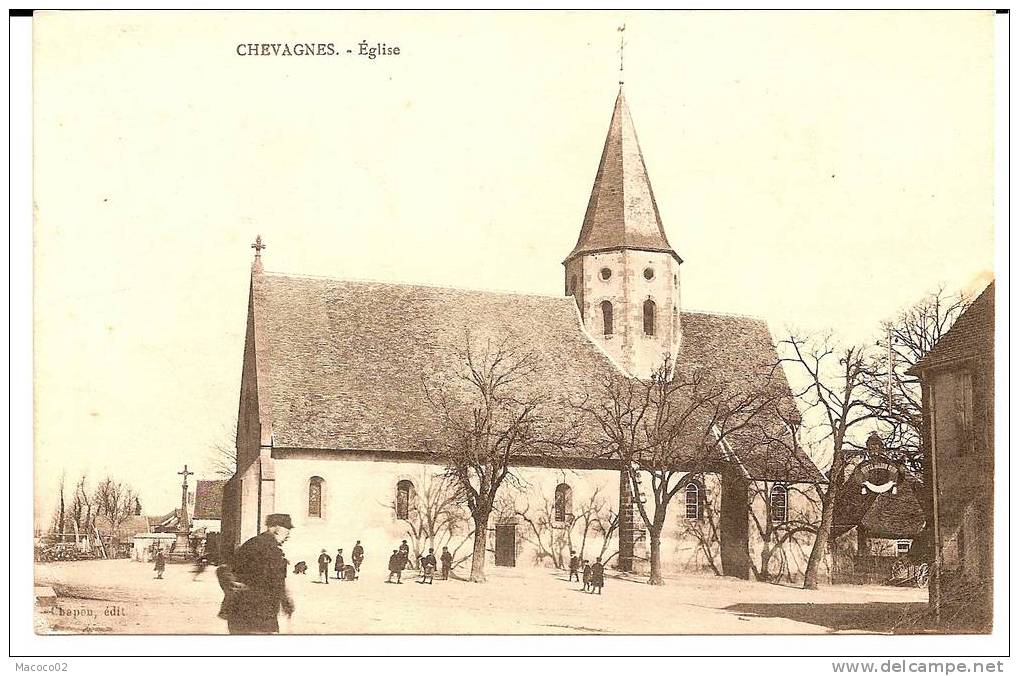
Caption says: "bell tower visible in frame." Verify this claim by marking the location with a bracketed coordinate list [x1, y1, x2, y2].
[564, 86, 683, 379]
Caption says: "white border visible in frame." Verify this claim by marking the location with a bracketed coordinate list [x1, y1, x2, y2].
[8, 8, 1011, 666]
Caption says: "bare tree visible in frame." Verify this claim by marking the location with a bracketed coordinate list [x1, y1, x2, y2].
[207, 419, 239, 478]
[423, 331, 573, 583]
[673, 472, 723, 576]
[69, 475, 97, 537]
[747, 480, 822, 583]
[508, 493, 570, 568]
[863, 287, 970, 475]
[577, 355, 785, 585]
[567, 486, 619, 565]
[94, 476, 139, 537]
[389, 467, 474, 569]
[779, 334, 876, 589]
[51, 471, 67, 541]
[498, 480, 620, 569]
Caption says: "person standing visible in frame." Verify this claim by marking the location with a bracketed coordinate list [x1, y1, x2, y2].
[439, 546, 453, 580]
[352, 541, 364, 573]
[387, 550, 403, 584]
[582, 559, 592, 592]
[591, 556, 605, 595]
[419, 548, 437, 584]
[317, 549, 332, 584]
[334, 549, 345, 580]
[568, 551, 580, 582]
[218, 513, 296, 634]
[154, 550, 166, 580]
[398, 540, 410, 569]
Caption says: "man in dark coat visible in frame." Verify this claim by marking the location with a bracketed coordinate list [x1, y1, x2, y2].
[317, 549, 332, 584]
[591, 556, 605, 595]
[219, 513, 295, 634]
[439, 546, 453, 580]
[351, 541, 364, 573]
[387, 550, 403, 584]
[568, 551, 580, 582]
[398, 540, 410, 569]
[334, 549, 345, 580]
[153, 550, 166, 580]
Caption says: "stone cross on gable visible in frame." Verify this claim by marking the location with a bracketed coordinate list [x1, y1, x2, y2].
[251, 235, 267, 258]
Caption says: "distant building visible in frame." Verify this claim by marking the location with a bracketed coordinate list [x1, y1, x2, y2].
[909, 281, 994, 631]
[192, 479, 226, 533]
[832, 437, 926, 585]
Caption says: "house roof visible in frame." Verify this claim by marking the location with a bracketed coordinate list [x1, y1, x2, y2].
[564, 88, 680, 265]
[834, 458, 926, 539]
[193, 480, 226, 520]
[834, 486, 926, 539]
[95, 514, 151, 538]
[247, 270, 822, 483]
[909, 281, 994, 374]
[147, 510, 180, 532]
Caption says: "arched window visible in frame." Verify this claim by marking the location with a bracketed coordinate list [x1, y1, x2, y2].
[554, 483, 573, 523]
[308, 476, 324, 518]
[643, 299, 656, 336]
[770, 485, 788, 524]
[685, 481, 702, 519]
[396, 479, 414, 520]
[601, 301, 614, 335]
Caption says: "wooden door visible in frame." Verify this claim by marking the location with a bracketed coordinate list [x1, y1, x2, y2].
[494, 524, 516, 567]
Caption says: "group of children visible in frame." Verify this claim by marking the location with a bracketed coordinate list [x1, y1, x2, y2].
[567, 552, 605, 594]
[387, 539, 455, 584]
[314, 540, 366, 583]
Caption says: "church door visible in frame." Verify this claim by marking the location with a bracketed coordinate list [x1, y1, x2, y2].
[494, 524, 516, 567]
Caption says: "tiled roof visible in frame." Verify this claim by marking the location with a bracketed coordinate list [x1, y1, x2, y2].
[251, 272, 822, 482]
[910, 281, 994, 373]
[565, 88, 679, 264]
[677, 312, 824, 482]
[193, 480, 226, 520]
[834, 459, 926, 538]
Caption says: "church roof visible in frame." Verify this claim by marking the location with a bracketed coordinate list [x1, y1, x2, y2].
[565, 88, 680, 264]
[247, 271, 822, 482]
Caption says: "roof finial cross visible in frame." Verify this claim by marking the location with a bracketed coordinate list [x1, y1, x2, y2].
[251, 234, 267, 258]
[617, 23, 626, 85]
[178, 464, 194, 487]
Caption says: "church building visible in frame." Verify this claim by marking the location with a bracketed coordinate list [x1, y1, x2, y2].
[221, 87, 826, 582]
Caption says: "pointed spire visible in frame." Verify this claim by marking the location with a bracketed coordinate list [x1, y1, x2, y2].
[565, 89, 680, 265]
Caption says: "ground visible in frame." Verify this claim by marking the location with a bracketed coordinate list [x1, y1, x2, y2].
[34, 559, 928, 635]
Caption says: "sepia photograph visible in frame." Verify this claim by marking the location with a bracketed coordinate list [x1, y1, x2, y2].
[17, 8, 1005, 652]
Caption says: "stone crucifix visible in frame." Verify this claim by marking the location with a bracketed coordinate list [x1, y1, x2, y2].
[178, 464, 194, 532]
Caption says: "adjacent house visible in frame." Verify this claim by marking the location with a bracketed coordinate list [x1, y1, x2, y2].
[908, 281, 994, 631]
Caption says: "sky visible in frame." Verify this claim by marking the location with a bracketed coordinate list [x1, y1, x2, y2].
[32, 11, 996, 526]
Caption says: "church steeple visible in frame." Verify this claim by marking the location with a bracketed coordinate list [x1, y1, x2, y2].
[563, 88, 683, 379]
[565, 87, 680, 266]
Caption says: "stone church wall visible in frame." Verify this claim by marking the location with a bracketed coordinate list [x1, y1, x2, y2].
[228, 455, 824, 582]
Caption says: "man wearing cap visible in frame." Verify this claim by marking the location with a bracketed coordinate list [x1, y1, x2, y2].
[219, 513, 296, 634]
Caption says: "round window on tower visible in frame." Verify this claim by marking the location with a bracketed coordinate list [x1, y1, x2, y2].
[600, 267, 612, 281]
[643, 267, 655, 280]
